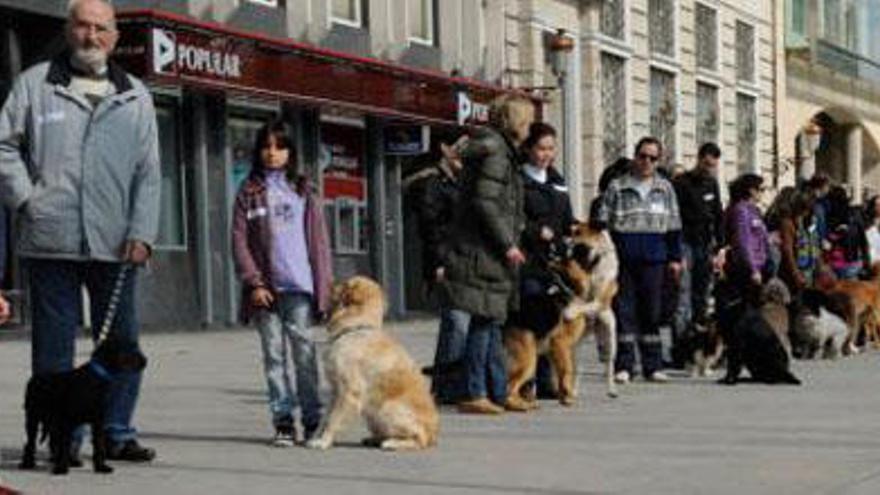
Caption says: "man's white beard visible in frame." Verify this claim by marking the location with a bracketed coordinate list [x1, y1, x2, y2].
[71, 46, 108, 75]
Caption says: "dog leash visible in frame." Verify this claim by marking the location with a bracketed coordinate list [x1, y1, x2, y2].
[95, 264, 133, 345]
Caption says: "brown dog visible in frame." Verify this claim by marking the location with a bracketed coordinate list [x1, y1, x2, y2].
[504, 223, 619, 410]
[819, 266, 880, 353]
[305, 276, 439, 451]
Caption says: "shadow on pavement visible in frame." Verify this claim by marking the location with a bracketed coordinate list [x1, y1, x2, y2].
[139, 431, 269, 447]
[143, 461, 604, 495]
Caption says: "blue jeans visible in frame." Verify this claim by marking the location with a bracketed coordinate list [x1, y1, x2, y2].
[431, 308, 469, 401]
[255, 292, 322, 431]
[464, 315, 507, 404]
[28, 259, 143, 444]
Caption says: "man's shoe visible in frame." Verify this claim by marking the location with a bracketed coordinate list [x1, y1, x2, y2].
[106, 440, 156, 462]
[457, 398, 504, 415]
[301, 424, 320, 444]
[272, 425, 296, 448]
[614, 370, 631, 384]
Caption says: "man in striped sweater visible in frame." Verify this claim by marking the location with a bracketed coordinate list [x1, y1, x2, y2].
[598, 137, 683, 383]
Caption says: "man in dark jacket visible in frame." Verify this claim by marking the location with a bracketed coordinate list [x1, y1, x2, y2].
[412, 138, 470, 403]
[442, 95, 532, 414]
[670, 142, 723, 366]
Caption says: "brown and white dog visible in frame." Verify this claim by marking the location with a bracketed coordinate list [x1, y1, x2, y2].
[504, 222, 619, 410]
[305, 276, 439, 451]
[818, 266, 880, 353]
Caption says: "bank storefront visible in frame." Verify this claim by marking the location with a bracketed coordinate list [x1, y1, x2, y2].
[109, 10, 506, 327]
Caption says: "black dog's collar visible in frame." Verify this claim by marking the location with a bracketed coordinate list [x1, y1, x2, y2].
[88, 361, 113, 381]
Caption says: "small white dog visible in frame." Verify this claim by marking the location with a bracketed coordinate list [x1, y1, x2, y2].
[796, 307, 849, 360]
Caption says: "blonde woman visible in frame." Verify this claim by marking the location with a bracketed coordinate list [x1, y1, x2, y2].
[441, 95, 534, 414]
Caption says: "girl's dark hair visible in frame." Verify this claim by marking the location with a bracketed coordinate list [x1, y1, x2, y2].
[251, 118, 296, 175]
[729, 173, 764, 203]
[522, 122, 557, 150]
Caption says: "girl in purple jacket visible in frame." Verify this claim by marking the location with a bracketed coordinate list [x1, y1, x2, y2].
[723, 173, 770, 297]
[232, 120, 333, 447]
[716, 174, 769, 384]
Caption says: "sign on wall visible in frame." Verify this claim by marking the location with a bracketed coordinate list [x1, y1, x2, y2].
[384, 125, 430, 155]
[114, 12, 507, 126]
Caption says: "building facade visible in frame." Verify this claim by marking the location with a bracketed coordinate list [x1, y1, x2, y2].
[505, 0, 777, 206]
[0, 0, 528, 326]
[776, 0, 880, 203]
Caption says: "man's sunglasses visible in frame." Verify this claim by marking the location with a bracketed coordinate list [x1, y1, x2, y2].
[637, 152, 660, 163]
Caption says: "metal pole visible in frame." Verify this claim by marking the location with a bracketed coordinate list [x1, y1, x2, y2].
[560, 73, 570, 176]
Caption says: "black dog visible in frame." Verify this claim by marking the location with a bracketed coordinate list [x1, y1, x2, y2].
[716, 281, 801, 385]
[19, 338, 147, 475]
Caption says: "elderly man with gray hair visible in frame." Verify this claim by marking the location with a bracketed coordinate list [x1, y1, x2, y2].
[0, 0, 160, 462]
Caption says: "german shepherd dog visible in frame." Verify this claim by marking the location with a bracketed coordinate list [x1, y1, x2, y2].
[504, 223, 619, 410]
[19, 338, 147, 475]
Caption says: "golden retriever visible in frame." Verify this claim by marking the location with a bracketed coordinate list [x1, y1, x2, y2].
[305, 276, 439, 451]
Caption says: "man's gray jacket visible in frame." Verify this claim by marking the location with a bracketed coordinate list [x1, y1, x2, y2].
[0, 54, 160, 261]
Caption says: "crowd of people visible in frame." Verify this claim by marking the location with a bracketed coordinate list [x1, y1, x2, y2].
[3, 0, 880, 464]
[410, 96, 880, 414]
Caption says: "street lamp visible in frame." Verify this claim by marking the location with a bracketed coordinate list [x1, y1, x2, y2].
[548, 28, 574, 175]
[549, 29, 574, 78]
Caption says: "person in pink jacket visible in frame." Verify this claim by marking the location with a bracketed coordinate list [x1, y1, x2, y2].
[0, 293, 10, 325]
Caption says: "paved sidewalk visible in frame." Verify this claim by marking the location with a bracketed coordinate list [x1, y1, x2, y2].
[1, 319, 880, 494]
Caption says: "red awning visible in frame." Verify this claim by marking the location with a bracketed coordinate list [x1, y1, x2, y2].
[114, 9, 517, 126]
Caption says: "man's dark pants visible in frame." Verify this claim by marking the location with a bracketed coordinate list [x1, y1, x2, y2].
[28, 259, 143, 445]
[672, 242, 713, 364]
[614, 261, 665, 377]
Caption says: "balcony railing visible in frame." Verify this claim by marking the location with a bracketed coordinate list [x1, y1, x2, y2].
[815, 38, 880, 85]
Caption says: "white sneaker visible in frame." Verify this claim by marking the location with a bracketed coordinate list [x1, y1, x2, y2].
[614, 370, 631, 384]
[646, 371, 670, 383]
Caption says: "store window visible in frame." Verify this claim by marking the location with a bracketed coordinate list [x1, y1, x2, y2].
[226, 115, 269, 194]
[331, 0, 363, 27]
[320, 120, 368, 254]
[154, 99, 186, 249]
[408, 0, 435, 45]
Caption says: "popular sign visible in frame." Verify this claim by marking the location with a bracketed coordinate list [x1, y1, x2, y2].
[115, 12, 513, 126]
[152, 28, 242, 79]
[457, 92, 490, 125]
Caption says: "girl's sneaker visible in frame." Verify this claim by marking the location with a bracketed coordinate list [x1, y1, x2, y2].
[272, 425, 296, 447]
